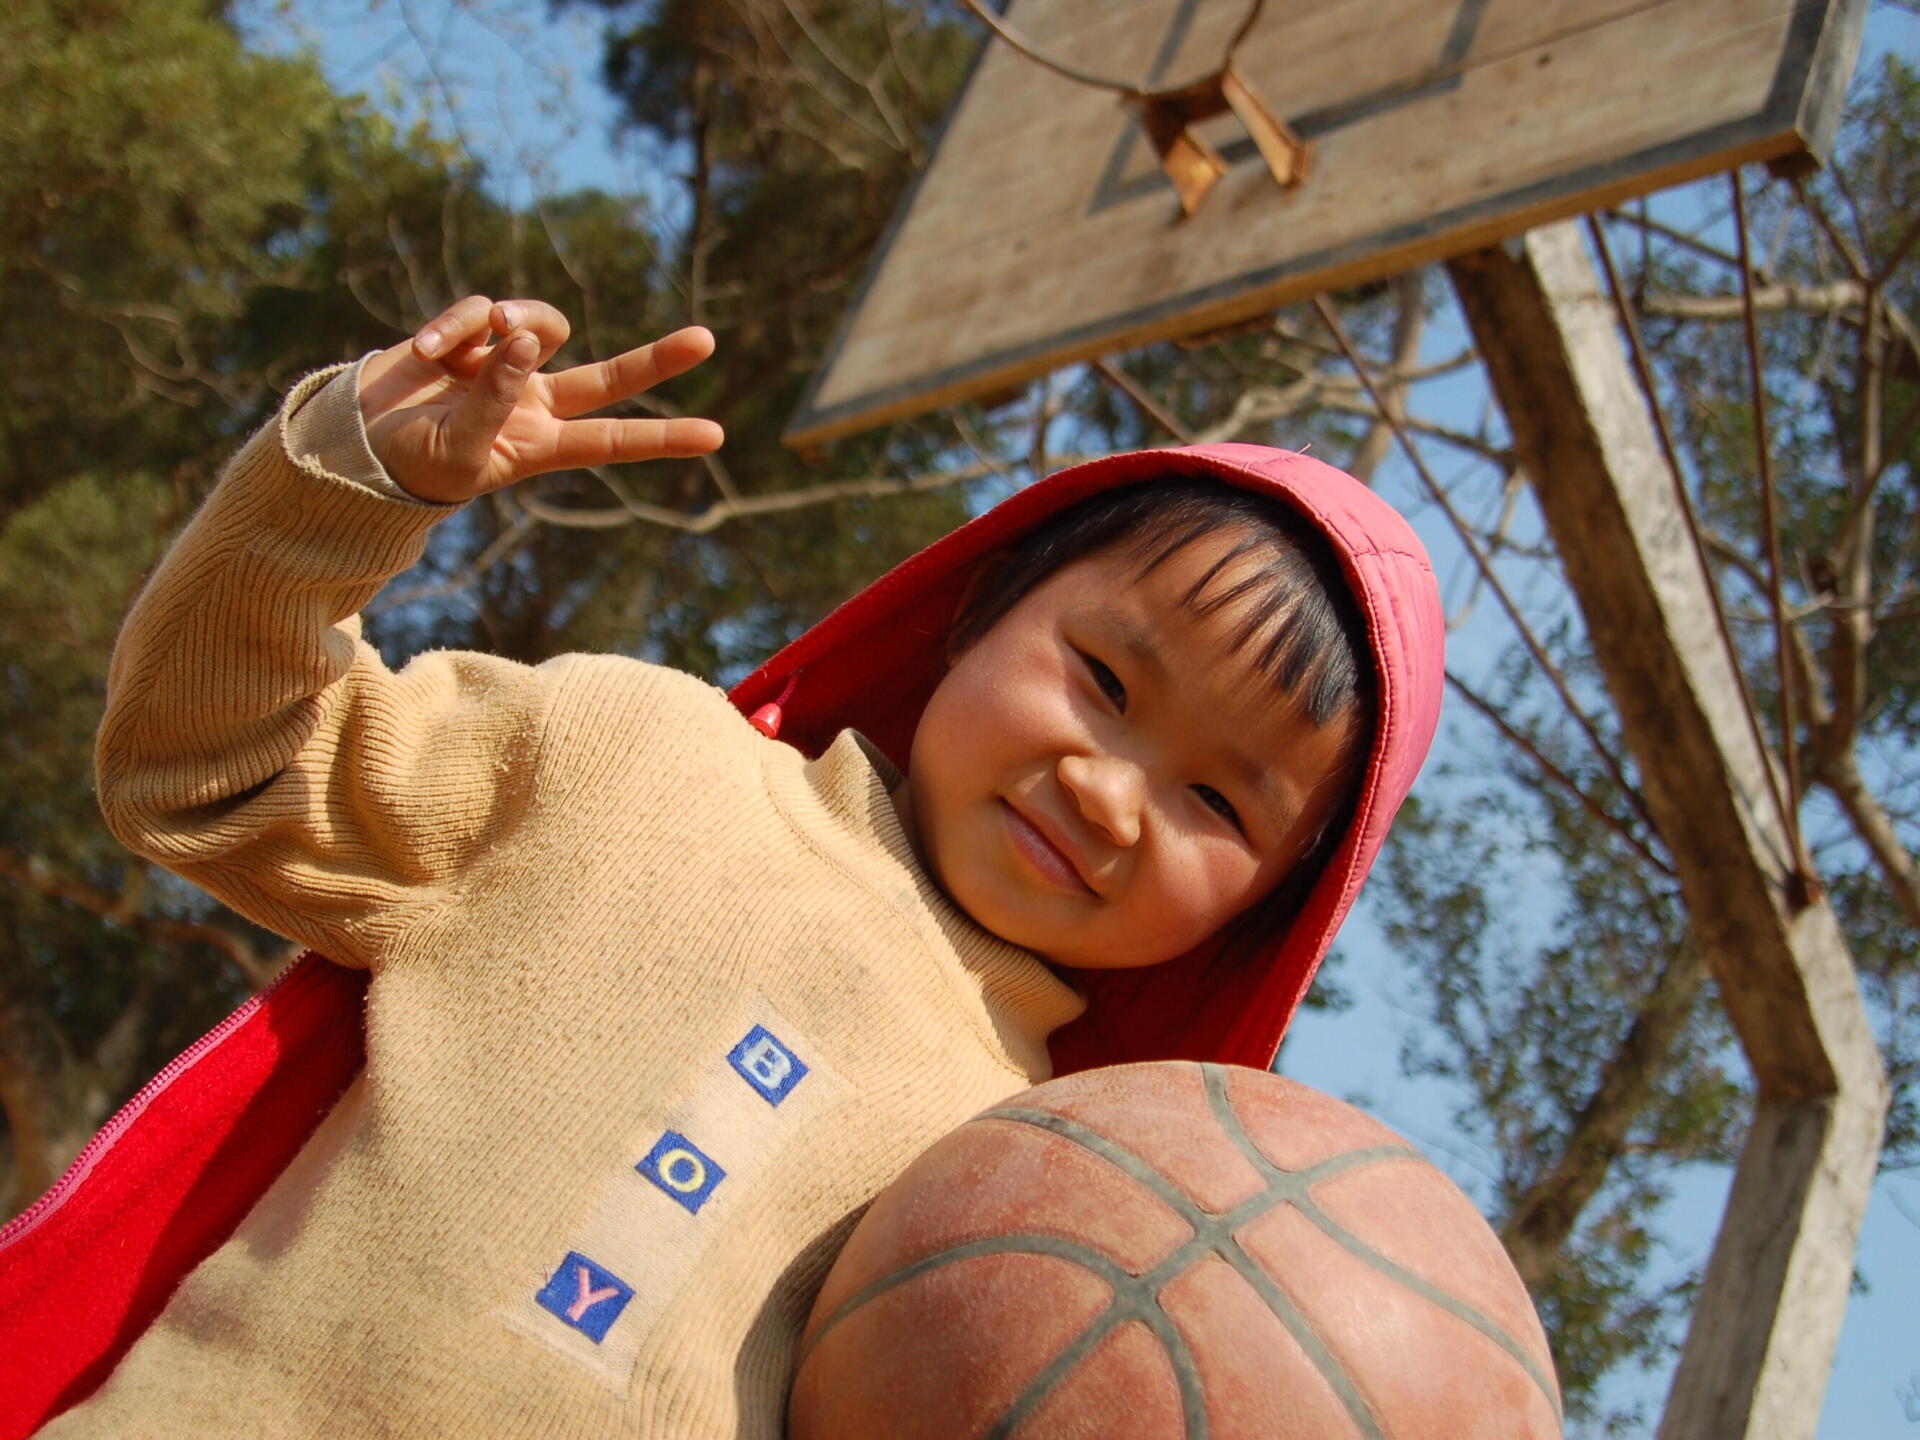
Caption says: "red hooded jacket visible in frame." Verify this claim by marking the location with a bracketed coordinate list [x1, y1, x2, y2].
[0, 442, 1442, 1435]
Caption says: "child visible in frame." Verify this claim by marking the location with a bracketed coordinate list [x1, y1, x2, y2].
[38, 297, 1443, 1436]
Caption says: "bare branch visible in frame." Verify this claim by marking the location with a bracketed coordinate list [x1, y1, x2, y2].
[1190, 377, 1321, 444]
[1599, 207, 1750, 275]
[1792, 176, 1874, 284]
[343, 263, 410, 333]
[1817, 746, 1920, 930]
[1314, 293, 1663, 845]
[876, 0, 926, 108]
[499, 456, 1022, 536]
[0, 848, 276, 990]
[1500, 942, 1709, 1288]
[757, 3, 910, 159]
[1317, 396, 1511, 464]
[1091, 357, 1195, 444]
[1447, 674, 1674, 879]
[1346, 270, 1428, 485]
[1838, 381, 1920, 554]
[1638, 279, 1866, 322]
[949, 410, 1021, 496]
[1875, 204, 1920, 287]
[368, 507, 539, 616]
[1265, 322, 1479, 384]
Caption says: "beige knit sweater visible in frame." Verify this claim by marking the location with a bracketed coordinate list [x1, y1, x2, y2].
[57, 366, 1084, 1438]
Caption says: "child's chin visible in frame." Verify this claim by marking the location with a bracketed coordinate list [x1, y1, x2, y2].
[1030, 936, 1178, 973]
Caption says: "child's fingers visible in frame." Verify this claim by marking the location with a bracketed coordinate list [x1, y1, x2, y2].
[545, 327, 717, 420]
[489, 300, 571, 369]
[442, 329, 541, 477]
[545, 415, 726, 471]
[413, 295, 498, 361]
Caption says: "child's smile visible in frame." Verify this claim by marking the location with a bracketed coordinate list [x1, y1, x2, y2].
[897, 527, 1357, 971]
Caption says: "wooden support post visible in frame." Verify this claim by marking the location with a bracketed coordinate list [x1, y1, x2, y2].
[1445, 222, 1888, 1440]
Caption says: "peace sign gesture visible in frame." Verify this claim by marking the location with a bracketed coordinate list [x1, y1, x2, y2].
[356, 296, 725, 505]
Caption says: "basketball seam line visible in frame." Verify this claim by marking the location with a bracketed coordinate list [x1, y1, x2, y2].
[1198, 1064, 1565, 1423]
[981, 1267, 1205, 1440]
[796, 1232, 1130, 1363]
[796, 1230, 1208, 1438]
[981, 1100, 1399, 1440]
[795, 1076, 1556, 1440]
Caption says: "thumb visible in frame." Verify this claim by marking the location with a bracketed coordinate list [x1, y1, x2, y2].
[443, 330, 539, 481]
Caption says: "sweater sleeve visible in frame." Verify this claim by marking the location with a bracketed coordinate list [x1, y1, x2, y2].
[95, 365, 552, 969]
[283, 353, 411, 497]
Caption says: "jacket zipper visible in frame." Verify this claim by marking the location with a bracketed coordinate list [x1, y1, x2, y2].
[0, 953, 314, 1253]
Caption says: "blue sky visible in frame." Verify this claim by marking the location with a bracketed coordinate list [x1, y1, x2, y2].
[238, 1, 1920, 1431]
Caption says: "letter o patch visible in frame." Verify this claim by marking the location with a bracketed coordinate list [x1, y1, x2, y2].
[659, 1148, 706, 1192]
[637, 1129, 725, 1214]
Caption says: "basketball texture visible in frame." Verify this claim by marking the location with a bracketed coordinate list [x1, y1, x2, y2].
[789, 1062, 1560, 1440]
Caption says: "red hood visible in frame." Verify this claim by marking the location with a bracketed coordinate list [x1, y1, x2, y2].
[729, 443, 1444, 1073]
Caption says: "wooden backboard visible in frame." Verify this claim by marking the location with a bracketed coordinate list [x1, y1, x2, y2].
[786, 0, 1865, 449]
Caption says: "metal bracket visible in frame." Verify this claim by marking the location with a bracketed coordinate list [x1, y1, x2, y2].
[1132, 63, 1310, 217]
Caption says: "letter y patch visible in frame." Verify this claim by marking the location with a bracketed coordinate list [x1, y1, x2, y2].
[534, 1252, 633, 1343]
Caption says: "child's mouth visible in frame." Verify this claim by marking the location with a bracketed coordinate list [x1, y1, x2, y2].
[1000, 800, 1096, 895]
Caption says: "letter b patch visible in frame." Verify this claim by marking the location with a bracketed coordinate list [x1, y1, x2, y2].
[728, 1024, 808, 1105]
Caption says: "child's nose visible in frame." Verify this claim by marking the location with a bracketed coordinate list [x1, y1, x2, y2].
[1057, 753, 1144, 848]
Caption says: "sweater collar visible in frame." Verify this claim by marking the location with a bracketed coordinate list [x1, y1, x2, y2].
[763, 729, 1086, 1080]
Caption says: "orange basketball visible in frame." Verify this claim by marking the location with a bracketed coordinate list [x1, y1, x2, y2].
[789, 1062, 1561, 1440]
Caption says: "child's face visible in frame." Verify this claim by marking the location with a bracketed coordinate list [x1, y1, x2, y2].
[897, 527, 1358, 971]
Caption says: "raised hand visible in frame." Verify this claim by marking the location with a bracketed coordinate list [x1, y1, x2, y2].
[356, 296, 725, 505]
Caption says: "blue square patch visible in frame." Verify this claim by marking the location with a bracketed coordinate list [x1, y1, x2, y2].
[534, 1251, 633, 1343]
[637, 1130, 726, 1213]
[727, 1024, 809, 1106]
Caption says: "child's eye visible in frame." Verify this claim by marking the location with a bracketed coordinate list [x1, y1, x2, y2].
[1193, 785, 1241, 830]
[1081, 653, 1127, 711]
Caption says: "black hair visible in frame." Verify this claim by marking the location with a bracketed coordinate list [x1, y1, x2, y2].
[951, 478, 1377, 957]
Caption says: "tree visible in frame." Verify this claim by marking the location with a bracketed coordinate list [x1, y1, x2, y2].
[0, 0, 1043, 1216]
[0, 0, 687, 1211]
[20, 3, 1904, 1428]
[1362, 53, 1919, 1430]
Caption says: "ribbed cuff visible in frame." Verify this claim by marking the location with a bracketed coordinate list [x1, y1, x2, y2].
[284, 354, 436, 505]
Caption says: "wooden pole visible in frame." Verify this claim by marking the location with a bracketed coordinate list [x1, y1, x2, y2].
[1445, 222, 1887, 1440]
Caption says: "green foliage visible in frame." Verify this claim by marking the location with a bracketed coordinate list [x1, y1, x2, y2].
[1370, 50, 1920, 1430]
[0, 0, 1007, 1212]
[15, 17, 1902, 1435]
[531, 0, 984, 673]
[0, 0, 518, 1205]
[0, 0, 335, 517]
[0, 470, 258, 1106]
[1377, 760, 1742, 1425]
[0, 470, 172, 849]
[1647, 55, 1919, 738]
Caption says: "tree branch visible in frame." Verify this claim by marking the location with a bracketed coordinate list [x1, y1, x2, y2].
[0, 848, 276, 989]
[1500, 943, 1708, 1289]
[1637, 279, 1866, 322]
[1345, 270, 1429, 485]
[777, 0, 920, 159]
[1816, 746, 1920, 930]
[0, 1000, 63, 1213]
[1092, 357, 1195, 443]
[1447, 674, 1674, 878]
[1599, 207, 1752, 276]
[503, 456, 1020, 535]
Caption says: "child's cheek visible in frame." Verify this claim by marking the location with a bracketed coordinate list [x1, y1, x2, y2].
[1159, 833, 1266, 935]
[952, 636, 1076, 745]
